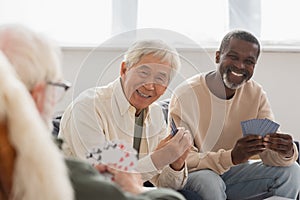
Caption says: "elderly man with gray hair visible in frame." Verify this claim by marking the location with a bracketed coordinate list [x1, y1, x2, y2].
[59, 39, 193, 191]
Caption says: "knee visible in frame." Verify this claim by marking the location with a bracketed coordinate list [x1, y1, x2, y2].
[276, 163, 300, 187]
[286, 163, 300, 185]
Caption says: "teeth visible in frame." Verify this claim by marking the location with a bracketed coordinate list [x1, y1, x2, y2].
[231, 71, 243, 77]
[137, 90, 150, 98]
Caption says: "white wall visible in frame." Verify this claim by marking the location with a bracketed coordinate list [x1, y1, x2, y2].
[56, 48, 300, 141]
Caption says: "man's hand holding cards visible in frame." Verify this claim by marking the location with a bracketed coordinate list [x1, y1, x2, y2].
[240, 118, 295, 158]
[241, 118, 280, 137]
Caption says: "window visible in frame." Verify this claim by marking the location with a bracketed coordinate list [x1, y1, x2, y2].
[1, 0, 300, 48]
[261, 0, 300, 45]
[138, 0, 300, 47]
[137, 0, 228, 47]
[0, 0, 112, 46]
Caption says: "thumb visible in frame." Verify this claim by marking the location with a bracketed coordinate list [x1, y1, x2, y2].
[163, 134, 173, 141]
[170, 127, 186, 143]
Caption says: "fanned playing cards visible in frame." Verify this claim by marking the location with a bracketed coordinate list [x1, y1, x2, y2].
[86, 140, 138, 180]
[241, 118, 280, 137]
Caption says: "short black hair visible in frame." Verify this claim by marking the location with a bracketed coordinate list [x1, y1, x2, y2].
[219, 30, 261, 58]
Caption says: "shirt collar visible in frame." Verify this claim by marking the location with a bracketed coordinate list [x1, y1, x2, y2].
[113, 77, 150, 120]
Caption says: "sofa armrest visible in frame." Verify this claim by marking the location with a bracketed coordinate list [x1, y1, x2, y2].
[295, 140, 299, 164]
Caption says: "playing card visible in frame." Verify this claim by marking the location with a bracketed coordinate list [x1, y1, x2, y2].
[258, 119, 272, 136]
[266, 120, 280, 134]
[261, 119, 280, 136]
[170, 118, 178, 136]
[241, 118, 280, 137]
[241, 120, 248, 135]
[86, 139, 138, 173]
[112, 140, 138, 172]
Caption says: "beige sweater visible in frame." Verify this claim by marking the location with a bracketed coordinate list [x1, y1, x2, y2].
[170, 71, 298, 175]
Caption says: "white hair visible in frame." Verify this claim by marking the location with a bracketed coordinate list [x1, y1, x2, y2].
[0, 25, 73, 200]
[124, 39, 181, 79]
[0, 24, 62, 90]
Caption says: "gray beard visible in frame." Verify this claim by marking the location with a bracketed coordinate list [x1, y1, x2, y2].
[223, 72, 246, 90]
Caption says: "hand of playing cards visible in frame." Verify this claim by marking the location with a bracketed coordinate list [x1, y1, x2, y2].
[86, 140, 138, 181]
[241, 118, 280, 137]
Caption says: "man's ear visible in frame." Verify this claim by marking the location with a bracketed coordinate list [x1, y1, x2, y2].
[31, 82, 46, 114]
[215, 51, 220, 64]
[120, 62, 127, 77]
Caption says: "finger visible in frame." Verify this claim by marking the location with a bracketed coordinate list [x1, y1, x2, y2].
[179, 130, 193, 147]
[266, 133, 292, 140]
[163, 134, 173, 141]
[171, 127, 186, 142]
[236, 140, 265, 155]
[264, 136, 292, 146]
[247, 144, 266, 152]
[107, 165, 119, 174]
[243, 135, 263, 141]
[267, 147, 293, 157]
[94, 164, 108, 173]
[266, 142, 292, 152]
[244, 138, 265, 148]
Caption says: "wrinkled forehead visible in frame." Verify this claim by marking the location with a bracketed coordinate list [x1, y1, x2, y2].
[130, 63, 173, 74]
[132, 53, 172, 68]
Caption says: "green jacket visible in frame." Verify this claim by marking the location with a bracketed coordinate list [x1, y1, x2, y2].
[65, 159, 185, 200]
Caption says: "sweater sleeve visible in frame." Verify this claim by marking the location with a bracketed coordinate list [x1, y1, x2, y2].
[151, 164, 188, 190]
[58, 98, 107, 161]
[137, 155, 188, 190]
[260, 143, 299, 166]
[256, 90, 299, 165]
[187, 145, 234, 174]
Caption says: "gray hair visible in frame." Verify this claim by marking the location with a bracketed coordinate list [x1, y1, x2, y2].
[0, 24, 62, 90]
[124, 39, 181, 75]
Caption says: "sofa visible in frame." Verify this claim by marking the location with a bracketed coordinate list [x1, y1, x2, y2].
[52, 100, 299, 199]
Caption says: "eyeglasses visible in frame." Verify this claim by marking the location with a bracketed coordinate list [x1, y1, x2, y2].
[47, 80, 71, 102]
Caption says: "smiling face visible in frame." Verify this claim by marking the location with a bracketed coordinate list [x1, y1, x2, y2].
[216, 37, 259, 90]
[120, 54, 172, 115]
